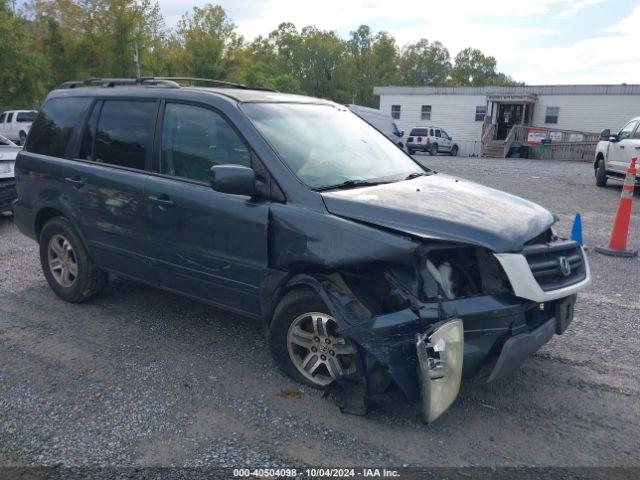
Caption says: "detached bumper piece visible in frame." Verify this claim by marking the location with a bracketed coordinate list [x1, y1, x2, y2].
[488, 294, 576, 382]
[416, 319, 464, 424]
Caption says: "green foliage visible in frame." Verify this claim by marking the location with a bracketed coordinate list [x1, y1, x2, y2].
[0, 1, 520, 108]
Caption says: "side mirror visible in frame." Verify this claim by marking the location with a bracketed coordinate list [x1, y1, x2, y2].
[398, 130, 404, 137]
[609, 135, 619, 143]
[209, 165, 260, 197]
[600, 128, 610, 140]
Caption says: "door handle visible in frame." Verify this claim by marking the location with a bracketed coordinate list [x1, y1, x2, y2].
[147, 194, 175, 208]
[64, 176, 85, 188]
[619, 145, 625, 148]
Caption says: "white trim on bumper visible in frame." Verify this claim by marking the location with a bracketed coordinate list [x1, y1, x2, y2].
[494, 247, 591, 302]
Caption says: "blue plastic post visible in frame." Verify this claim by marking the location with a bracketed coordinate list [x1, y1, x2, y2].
[570, 213, 583, 246]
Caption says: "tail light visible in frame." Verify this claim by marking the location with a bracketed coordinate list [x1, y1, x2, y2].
[426, 138, 431, 144]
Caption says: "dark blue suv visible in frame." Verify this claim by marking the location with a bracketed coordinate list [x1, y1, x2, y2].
[14, 78, 591, 422]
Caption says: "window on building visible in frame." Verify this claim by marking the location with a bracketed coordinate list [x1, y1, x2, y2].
[545, 107, 559, 124]
[391, 105, 401, 119]
[26, 97, 91, 157]
[93, 100, 156, 170]
[475, 106, 486, 122]
[161, 103, 251, 182]
[421, 105, 431, 121]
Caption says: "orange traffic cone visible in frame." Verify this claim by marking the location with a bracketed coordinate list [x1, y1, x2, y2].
[595, 156, 638, 257]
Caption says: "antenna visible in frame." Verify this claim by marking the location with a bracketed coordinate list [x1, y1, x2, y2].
[133, 42, 141, 80]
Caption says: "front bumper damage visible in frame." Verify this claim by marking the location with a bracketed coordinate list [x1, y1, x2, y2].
[297, 273, 579, 423]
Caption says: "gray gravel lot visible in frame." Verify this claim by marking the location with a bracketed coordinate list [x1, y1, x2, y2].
[0, 156, 639, 468]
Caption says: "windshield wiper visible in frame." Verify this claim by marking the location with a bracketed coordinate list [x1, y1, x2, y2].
[315, 179, 389, 191]
[405, 172, 428, 180]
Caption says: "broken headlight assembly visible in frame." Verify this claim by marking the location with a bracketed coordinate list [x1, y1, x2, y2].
[416, 319, 464, 423]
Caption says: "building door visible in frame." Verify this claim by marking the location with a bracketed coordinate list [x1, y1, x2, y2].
[496, 104, 523, 140]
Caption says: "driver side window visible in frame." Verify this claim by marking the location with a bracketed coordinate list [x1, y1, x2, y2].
[161, 103, 251, 182]
[618, 121, 638, 141]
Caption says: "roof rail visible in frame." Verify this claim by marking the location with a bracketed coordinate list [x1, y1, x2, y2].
[58, 76, 277, 92]
[155, 77, 250, 89]
[59, 77, 180, 89]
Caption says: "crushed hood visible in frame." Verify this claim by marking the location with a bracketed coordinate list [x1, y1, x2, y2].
[321, 174, 554, 253]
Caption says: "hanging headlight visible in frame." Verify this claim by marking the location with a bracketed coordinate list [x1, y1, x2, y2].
[416, 319, 464, 423]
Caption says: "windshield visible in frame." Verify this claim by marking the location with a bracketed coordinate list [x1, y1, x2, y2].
[242, 103, 423, 189]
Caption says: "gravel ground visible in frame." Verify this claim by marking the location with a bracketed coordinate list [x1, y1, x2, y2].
[0, 156, 639, 470]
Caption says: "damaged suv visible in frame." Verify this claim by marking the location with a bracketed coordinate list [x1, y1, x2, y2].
[14, 78, 591, 423]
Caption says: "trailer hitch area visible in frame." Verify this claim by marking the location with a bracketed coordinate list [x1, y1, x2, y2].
[415, 319, 464, 424]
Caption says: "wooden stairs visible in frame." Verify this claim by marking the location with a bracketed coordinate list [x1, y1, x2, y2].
[481, 140, 506, 158]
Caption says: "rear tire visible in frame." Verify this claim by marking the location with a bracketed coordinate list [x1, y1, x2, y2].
[429, 144, 438, 155]
[595, 158, 607, 187]
[407, 148, 415, 155]
[39, 216, 108, 303]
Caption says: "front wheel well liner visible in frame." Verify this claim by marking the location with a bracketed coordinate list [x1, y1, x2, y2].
[594, 152, 604, 170]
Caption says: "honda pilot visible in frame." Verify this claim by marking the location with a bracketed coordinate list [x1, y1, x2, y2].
[13, 78, 591, 422]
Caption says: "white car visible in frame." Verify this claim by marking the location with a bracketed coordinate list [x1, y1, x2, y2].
[0, 134, 21, 214]
[594, 117, 640, 186]
[0, 109, 38, 145]
[347, 104, 405, 149]
[406, 126, 459, 156]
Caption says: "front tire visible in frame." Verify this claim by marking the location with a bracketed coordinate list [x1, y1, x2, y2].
[407, 148, 415, 155]
[450, 145, 459, 156]
[19, 131, 27, 146]
[595, 158, 608, 187]
[269, 288, 357, 388]
[39, 216, 107, 303]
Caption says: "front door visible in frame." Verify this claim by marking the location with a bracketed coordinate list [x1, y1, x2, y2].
[142, 101, 269, 316]
[496, 104, 523, 140]
[608, 119, 640, 175]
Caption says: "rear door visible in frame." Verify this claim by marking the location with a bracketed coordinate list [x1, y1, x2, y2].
[65, 98, 158, 278]
[143, 101, 270, 316]
[609, 120, 638, 174]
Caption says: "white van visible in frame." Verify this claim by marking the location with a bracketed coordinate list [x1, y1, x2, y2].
[0, 110, 38, 145]
[347, 105, 404, 149]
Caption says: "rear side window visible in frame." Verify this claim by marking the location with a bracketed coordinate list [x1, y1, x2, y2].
[16, 111, 37, 122]
[93, 100, 155, 170]
[410, 128, 428, 136]
[26, 97, 91, 157]
[6, 113, 13, 122]
[161, 103, 251, 182]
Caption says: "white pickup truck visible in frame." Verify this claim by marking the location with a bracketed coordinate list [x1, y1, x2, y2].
[0, 110, 37, 145]
[594, 117, 640, 186]
[0, 134, 20, 214]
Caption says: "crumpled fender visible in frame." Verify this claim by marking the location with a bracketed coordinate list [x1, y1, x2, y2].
[280, 272, 438, 400]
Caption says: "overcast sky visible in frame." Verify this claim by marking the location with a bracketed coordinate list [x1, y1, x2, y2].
[22, 0, 640, 85]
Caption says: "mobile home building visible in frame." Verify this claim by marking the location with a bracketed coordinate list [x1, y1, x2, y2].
[374, 84, 640, 156]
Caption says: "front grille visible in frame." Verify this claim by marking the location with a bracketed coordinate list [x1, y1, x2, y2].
[523, 241, 586, 292]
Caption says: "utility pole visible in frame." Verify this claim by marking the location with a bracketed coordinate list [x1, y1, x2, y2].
[133, 42, 141, 80]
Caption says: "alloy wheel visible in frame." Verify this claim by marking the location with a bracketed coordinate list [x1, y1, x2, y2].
[47, 234, 78, 288]
[286, 312, 356, 386]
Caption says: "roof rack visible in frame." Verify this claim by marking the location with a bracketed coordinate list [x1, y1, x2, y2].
[58, 77, 276, 92]
[59, 77, 180, 89]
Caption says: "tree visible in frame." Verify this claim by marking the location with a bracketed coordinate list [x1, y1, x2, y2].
[171, 5, 245, 81]
[398, 39, 451, 86]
